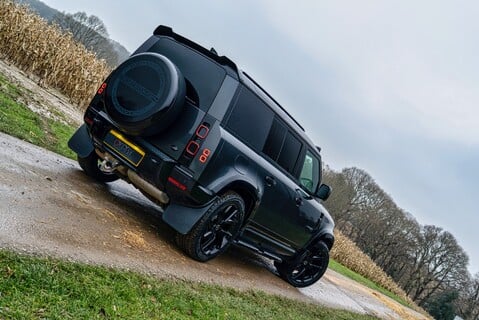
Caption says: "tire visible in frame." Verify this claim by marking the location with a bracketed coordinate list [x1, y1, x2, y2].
[78, 152, 119, 183]
[104, 52, 186, 136]
[175, 192, 245, 262]
[275, 241, 329, 288]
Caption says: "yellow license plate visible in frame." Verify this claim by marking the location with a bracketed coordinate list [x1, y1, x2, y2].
[104, 130, 145, 166]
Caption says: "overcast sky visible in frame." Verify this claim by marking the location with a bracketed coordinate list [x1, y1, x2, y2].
[42, 0, 479, 274]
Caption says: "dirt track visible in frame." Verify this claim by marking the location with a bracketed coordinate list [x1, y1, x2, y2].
[0, 132, 427, 320]
[0, 60, 428, 319]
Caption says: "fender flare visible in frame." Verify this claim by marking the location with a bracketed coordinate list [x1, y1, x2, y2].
[162, 197, 218, 235]
[163, 177, 260, 235]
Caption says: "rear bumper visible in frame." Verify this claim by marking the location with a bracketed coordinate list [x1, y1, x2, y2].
[69, 110, 214, 207]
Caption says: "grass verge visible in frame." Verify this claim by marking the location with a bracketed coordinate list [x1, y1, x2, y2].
[329, 259, 413, 309]
[0, 73, 76, 159]
[0, 250, 378, 320]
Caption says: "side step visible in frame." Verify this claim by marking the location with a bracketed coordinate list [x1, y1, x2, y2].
[235, 239, 283, 263]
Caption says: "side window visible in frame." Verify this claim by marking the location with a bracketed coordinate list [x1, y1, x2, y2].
[263, 118, 286, 161]
[277, 132, 301, 174]
[262, 117, 302, 175]
[299, 151, 320, 193]
[226, 87, 274, 151]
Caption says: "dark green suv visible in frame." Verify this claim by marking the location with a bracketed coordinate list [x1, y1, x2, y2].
[69, 26, 335, 287]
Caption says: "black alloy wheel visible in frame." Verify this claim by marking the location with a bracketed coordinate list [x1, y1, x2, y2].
[276, 241, 329, 288]
[175, 192, 245, 262]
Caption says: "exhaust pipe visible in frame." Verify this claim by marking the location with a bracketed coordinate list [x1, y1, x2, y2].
[96, 151, 119, 174]
[94, 149, 169, 205]
[127, 169, 170, 204]
[99, 158, 119, 173]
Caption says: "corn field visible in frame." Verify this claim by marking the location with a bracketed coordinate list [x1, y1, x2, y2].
[331, 229, 416, 305]
[0, 0, 110, 108]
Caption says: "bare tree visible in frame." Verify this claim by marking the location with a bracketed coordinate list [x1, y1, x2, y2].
[52, 11, 119, 67]
[323, 166, 473, 316]
[70, 12, 108, 37]
[322, 167, 375, 233]
[402, 225, 469, 304]
[457, 273, 479, 320]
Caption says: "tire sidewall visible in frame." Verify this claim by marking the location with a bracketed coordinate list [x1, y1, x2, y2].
[192, 193, 245, 262]
[279, 241, 329, 288]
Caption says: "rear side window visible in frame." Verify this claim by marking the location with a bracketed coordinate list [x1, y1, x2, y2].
[277, 132, 301, 173]
[263, 118, 302, 175]
[226, 87, 274, 151]
[263, 118, 286, 161]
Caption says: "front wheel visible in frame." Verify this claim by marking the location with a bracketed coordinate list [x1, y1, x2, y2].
[77, 152, 119, 183]
[275, 241, 329, 288]
[175, 192, 245, 262]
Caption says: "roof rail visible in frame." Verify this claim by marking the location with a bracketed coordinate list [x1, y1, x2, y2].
[242, 72, 305, 131]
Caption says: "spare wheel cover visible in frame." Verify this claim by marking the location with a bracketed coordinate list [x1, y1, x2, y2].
[104, 52, 185, 135]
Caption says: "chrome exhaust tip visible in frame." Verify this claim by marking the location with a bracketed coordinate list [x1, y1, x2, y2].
[99, 153, 119, 173]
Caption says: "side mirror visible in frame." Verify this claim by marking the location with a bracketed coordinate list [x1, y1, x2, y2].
[315, 184, 332, 201]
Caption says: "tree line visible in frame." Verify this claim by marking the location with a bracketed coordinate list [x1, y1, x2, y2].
[323, 167, 479, 319]
[51, 11, 129, 68]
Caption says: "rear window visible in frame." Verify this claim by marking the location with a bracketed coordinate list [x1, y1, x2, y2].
[151, 38, 226, 111]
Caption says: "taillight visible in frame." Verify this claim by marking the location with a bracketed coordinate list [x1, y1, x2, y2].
[84, 116, 94, 126]
[182, 122, 210, 163]
[185, 141, 200, 156]
[195, 124, 209, 139]
[97, 82, 107, 95]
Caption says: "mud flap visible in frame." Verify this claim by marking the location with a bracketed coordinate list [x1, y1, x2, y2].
[68, 124, 94, 158]
[162, 198, 217, 235]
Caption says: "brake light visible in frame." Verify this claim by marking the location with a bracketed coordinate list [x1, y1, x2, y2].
[167, 176, 187, 191]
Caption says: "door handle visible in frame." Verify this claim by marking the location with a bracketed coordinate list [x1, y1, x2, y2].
[265, 176, 276, 187]
[295, 196, 303, 206]
[295, 189, 304, 206]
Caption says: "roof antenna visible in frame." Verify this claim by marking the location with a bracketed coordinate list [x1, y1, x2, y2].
[210, 47, 217, 55]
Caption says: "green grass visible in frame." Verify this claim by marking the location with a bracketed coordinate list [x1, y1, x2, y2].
[0, 73, 76, 159]
[0, 250, 378, 320]
[328, 259, 413, 309]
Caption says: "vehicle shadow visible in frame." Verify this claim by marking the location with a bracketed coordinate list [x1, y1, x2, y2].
[65, 169, 282, 282]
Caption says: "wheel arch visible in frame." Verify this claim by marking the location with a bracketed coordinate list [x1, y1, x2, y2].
[317, 232, 335, 251]
[217, 180, 259, 224]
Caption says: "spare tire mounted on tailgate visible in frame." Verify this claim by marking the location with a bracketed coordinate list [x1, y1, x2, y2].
[104, 52, 186, 136]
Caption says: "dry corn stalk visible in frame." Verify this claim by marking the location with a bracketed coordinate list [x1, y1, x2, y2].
[0, 0, 111, 109]
[331, 230, 425, 311]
